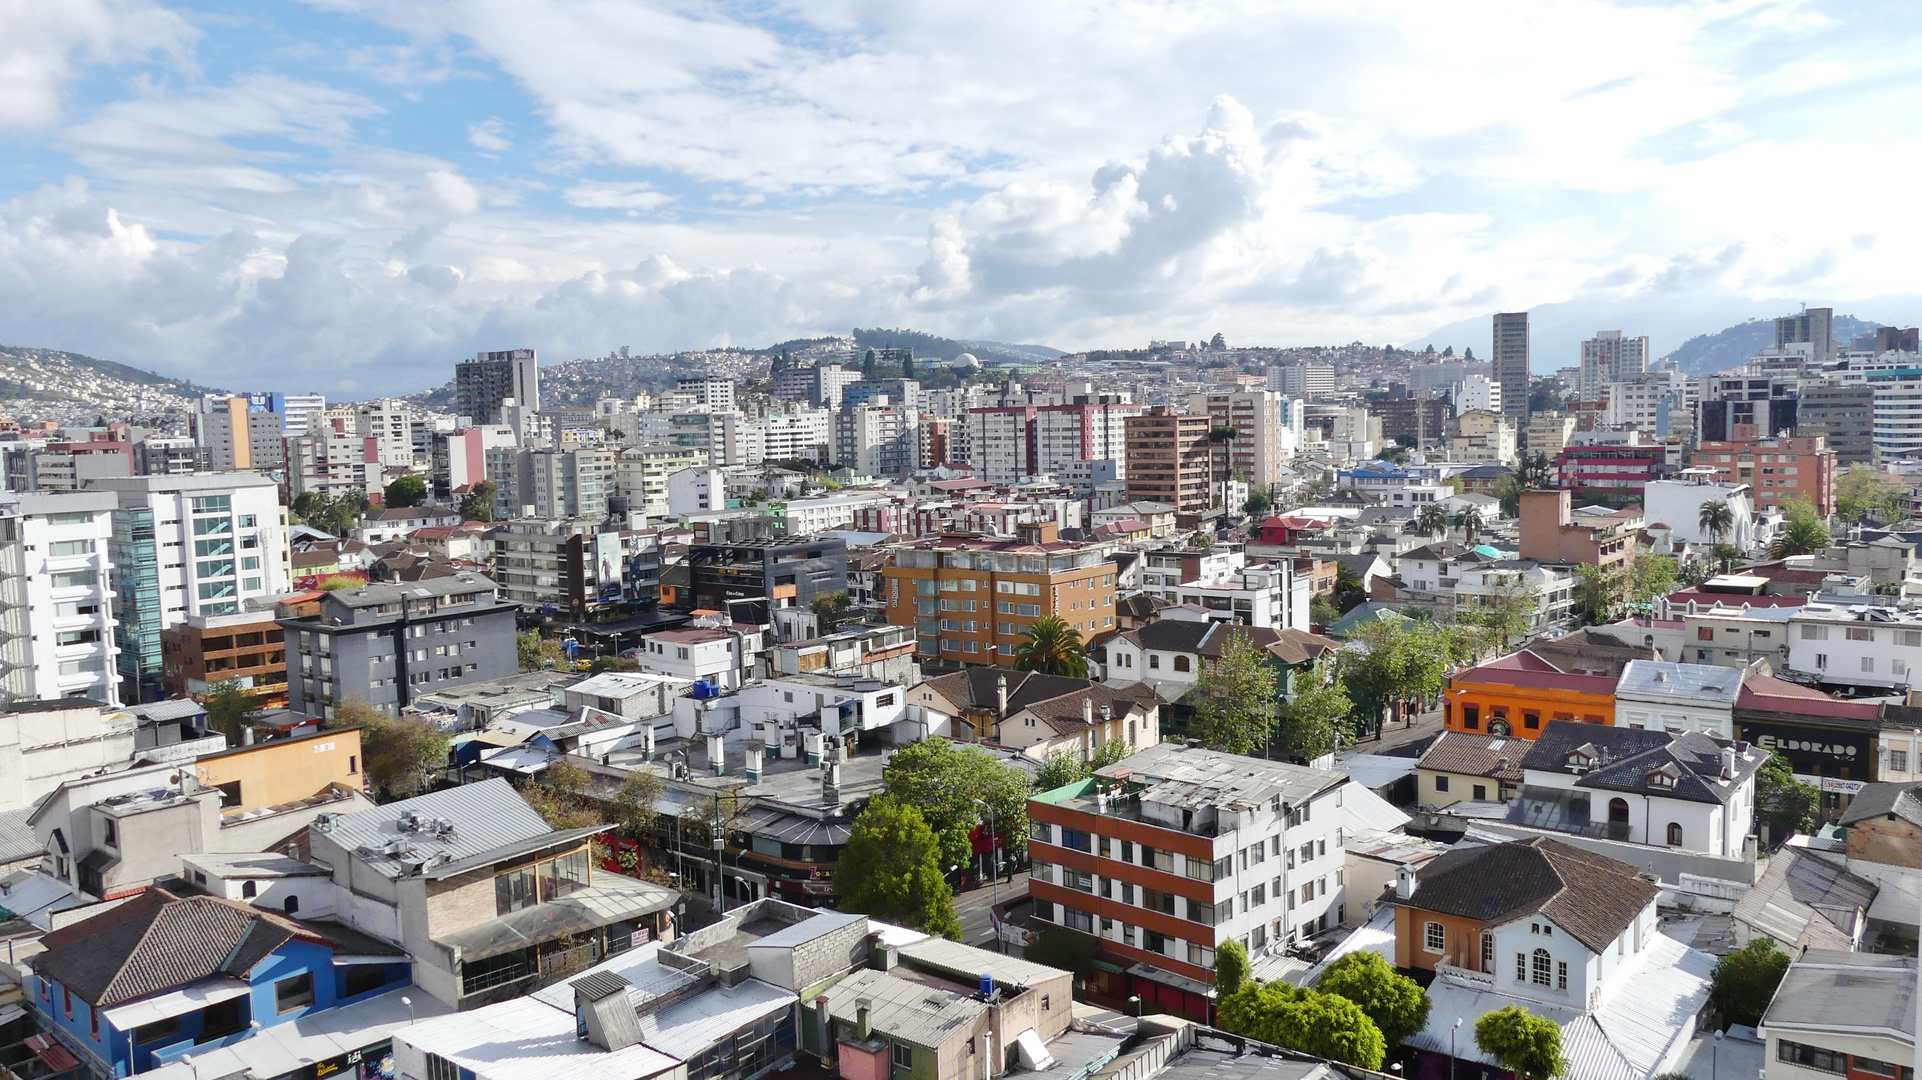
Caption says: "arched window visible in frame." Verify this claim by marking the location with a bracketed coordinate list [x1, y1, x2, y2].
[241, 880, 257, 899]
[1531, 948, 1552, 986]
[1173, 655, 1192, 673]
[284, 895, 299, 915]
[1667, 822, 1683, 846]
[1608, 798, 1630, 824]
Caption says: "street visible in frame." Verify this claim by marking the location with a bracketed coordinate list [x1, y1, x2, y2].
[955, 870, 1028, 950]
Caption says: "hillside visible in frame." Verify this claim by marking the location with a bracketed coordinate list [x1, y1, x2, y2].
[0, 345, 222, 426]
[1665, 313, 1882, 375]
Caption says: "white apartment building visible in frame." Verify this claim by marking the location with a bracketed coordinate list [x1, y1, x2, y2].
[757, 410, 832, 463]
[1453, 375, 1502, 416]
[1036, 400, 1140, 480]
[964, 407, 1032, 483]
[1513, 721, 1761, 857]
[528, 445, 615, 520]
[677, 375, 736, 410]
[1452, 562, 1573, 634]
[1680, 602, 1796, 668]
[1613, 660, 1744, 738]
[287, 417, 380, 501]
[1449, 410, 1518, 465]
[281, 392, 327, 437]
[1644, 475, 1758, 549]
[193, 397, 287, 472]
[1866, 367, 1922, 460]
[834, 406, 918, 475]
[615, 444, 710, 519]
[1188, 390, 1291, 490]
[1271, 362, 1336, 398]
[1787, 604, 1922, 692]
[632, 626, 763, 690]
[670, 410, 763, 468]
[666, 467, 728, 517]
[1578, 330, 1651, 400]
[356, 398, 425, 468]
[0, 491, 120, 707]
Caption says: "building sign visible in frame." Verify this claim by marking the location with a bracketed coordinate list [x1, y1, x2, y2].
[594, 532, 623, 602]
[1738, 718, 1873, 778]
[310, 1040, 394, 1080]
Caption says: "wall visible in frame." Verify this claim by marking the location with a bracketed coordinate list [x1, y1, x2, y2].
[1444, 682, 1614, 740]
[1393, 905, 1489, 972]
[1418, 769, 1508, 808]
[1847, 815, 1922, 868]
[196, 728, 366, 809]
[1522, 766, 1750, 856]
[105, 795, 222, 897]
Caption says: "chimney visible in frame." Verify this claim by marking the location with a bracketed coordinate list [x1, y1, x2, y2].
[708, 732, 726, 776]
[996, 674, 1009, 719]
[746, 749, 764, 784]
[813, 996, 832, 1062]
[1100, 703, 1112, 723]
[855, 998, 873, 1041]
[1721, 746, 1737, 779]
[641, 725, 656, 762]
[1395, 865, 1417, 900]
[1083, 697, 1094, 729]
[824, 762, 842, 807]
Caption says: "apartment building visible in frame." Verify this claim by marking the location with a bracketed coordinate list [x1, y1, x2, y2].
[527, 445, 615, 520]
[1865, 366, 1922, 460]
[456, 348, 541, 425]
[1681, 601, 1797, 669]
[685, 533, 848, 625]
[615, 443, 710, 519]
[1187, 390, 1290, 492]
[1526, 412, 1577, 456]
[1491, 312, 1530, 426]
[193, 395, 288, 471]
[1786, 603, 1922, 694]
[757, 409, 832, 463]
[1691, 436, 1836, 515]
[676, 375, 736, 410]
[1027, 744, 1384, 1017]
[881, 520, 1116, 668]
[1371, 397, 1450, 448]
[770, 362, 860, 407]
[1759, 951, 1914, 1080]
[1555, 441, 1671, 502]
[286, 416, 381, 502]
[1577, 330, 1651, 400]
[1448, 409, 1518, 465]
[1517, 489, 1632, 568]
[279, 574, 518, 719]
[1271, 361, 1335, 398]
[0, 490, 119, 707]
[161, 608, 287, 700]
[1124, 407, 1211, 512]
[1796, 380, 1877, 464]
[833, 405, 918, 476]
[94, 474, 291, 704]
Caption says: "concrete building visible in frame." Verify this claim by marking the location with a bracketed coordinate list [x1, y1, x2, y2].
[286, 416, 381, 502]
[1453, 373, 1502, 416]
[770, 363, 859, 407]
[684, 533, 848, 626]
[279, 574, 518, 719]
[1691, 436, 1836, 516]
[1759, 950, 1912, 1080]
[1026, 743, 1404, 1016]
[94, 474, 292, 704]
[1371, 397, 1451, 448]
[194, 396, 288, 472]
[1612, 660, 1746, 739]
[1491, 311, 1531, 426]
[833, 406, 918, 476]
[1187, 390, 1291, 492]
[1517, 489, 1633, 568]
[1786, 603, 1922, 694]
[615, 443, 710, 520]
[528, 446, 615, 520]
[1796, 380, 1878, 464]
[676, 375, 735, 410]
[0, 698, 137, 814]
[1776, 306, 1835, 363]
[1866, 366, 1922, 461]
[1577, 330, 1651, 401]
[161, 608, 287, 701]
[755, 410, 832, 464]
[456, 348, 541, 426]
[1124, 406, 1211, 512]
[1448, 409, 1518, 466]
[1644, 474, 1758, 548]
[632, 625, 762, 690]
[1271, 361, 1335, 397]
[0, 490, 119, 707]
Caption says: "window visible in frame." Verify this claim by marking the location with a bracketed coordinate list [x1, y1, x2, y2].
[1863, 656, 1876, 673]
[1893, 750, 1909, 773]
[426, 1054, 461, 1080]
[1775, 1040, 1846, 1074]
[1473, 784, 1487, 800]
[1173, 655, 1191, 673]
[101, 818, 116, 847]
[275, 972, 315, 1013]
[1802, 624, 1829, 640]
[1480, 932, 1494, 973]
[1697, 626, 1714, 641]
[1666, 822, 1683, 846]
[1435, 775, 1450, 792]
[1556, 960, 1567, 990]
[1816, 653, 1828, 670]
[1531, 948, 1551, 986]
[1608, 798, 1629, 824]
[1423, 921, 1445, 953]
[1515, 952, 1526, 981]
[133, 1016, 182, 1045]
[48, 539, 95, 557]
[1848, 627, 1874, 641]
[341, 963, 386, 999]
[1463, 704, 1479, 730]
[495, 863, 538, 914]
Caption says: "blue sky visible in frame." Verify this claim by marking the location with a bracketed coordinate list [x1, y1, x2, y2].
[4, 0, 1922, 394]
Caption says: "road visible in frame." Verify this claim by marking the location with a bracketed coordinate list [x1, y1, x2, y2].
[954, 870, 1028, 951]
[1351, 703, 1445, 757]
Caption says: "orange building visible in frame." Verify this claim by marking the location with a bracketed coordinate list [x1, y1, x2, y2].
[1518, 489, 1633, 568]
[880, 520, 1116, 669]
[1443, 650, 1616, 739]
[193, 726, 366, 814]
[161, 611, 289, 702]
[1691, 435, 1836, 516]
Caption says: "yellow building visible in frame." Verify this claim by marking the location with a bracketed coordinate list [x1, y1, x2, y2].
[194, 727, 366, 815]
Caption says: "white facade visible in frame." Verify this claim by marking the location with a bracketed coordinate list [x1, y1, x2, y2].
[1578, 330, 1651, 400]
[1644, 477, 1757, 549]
[0, 491, 120, 706]
[287, 422, 379, 501]
[676, 376, 736, 410]
[632, 628, 764, 690]
[93, 474, 293, 620]
[356, 398, 425, 468]
[1454, 375, 1502, 416]
[757, 410, 832, 463]
[1485, 898, 1660, 1012]
[1787, 604, 1922, 691]
[1452, 563, 1574, 632]
[1188, 391, 1292, 490]
[1520, 757, 1755, 857]
[666, 467, 727, 517]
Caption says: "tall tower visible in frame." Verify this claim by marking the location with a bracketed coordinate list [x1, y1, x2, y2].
[1775, 307, 1834, 364]
[456, 348, 541, 426]
[1492, 312, 1530, 429]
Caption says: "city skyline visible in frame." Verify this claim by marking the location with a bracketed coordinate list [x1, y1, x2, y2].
[3, 1, 1922, 394]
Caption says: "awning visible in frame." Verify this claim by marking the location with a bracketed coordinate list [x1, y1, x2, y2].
[1013, 1029, 1056, 1071]
[436, 875, 677, 961]
[26, 1034, 81, 1073]
[103, 979, 251, 1029]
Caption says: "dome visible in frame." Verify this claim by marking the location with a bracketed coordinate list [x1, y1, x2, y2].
[951, 352, 981, 368]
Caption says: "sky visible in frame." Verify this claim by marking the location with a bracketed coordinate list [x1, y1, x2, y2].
[4, 0, 1922, 394]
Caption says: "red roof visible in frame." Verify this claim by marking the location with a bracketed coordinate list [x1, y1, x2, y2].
[1666, 589, 1806, 609]
[1454, 650, 1618, 695]
[1739, 671, 1880, 720]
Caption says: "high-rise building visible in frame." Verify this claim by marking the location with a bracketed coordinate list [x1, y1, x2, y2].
[1795, 380, 1877, 464]
[1775, 307, 1834, 363]
[1369, 397, 1449, 448]
[1877, 327, 1921, 354]
[193, 396, 288, 472]
[614, 444, 710, 519]
[1698, 375, 1798, 442]
[92, 474, 291, 703]
[1453, 374, 1502, 416]
[0, 490, 120, 707]
[1124, 406, 1211, 512]
[1187, 390, 1290, 492]
[280, 393, 327, 437]
[1691, 436, 1836, 516]
[1492, 312, 1531, 427]
[756, 410, 833, 464]
[455, 348, 541, 425]
[527, 446, 616, 520]
[676, 376, 736, 410]
[834, 406, 918, 476]
[286, 417, 380, 502]
[354, 398, 425, 469]
[1577, 330, 1651, 400]
[1270, 362, 1335, 398]
[770, 363, 860, 408]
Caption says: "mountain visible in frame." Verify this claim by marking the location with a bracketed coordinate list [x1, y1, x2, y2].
[1665, 313, 1881, 375]
[852, 327, 1062, 364]
[0, 345, 223, 425]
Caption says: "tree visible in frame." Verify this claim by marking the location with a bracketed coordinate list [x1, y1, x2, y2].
[1216, 982, 1386, 1070]
[902, 348, 915, 378]
[1309, 593, 1340, 627]
[1573, 562, 1628, 623]
[348, 701, 450, 797]
[1243, 490, 1274, 519]
[384, 475, 428, 509]
[1014, 615, 1088, 678]
[1698, 499, 1734, 546]
[1315, 951, 1431, 1047]
[1769, 498, 1831, 558]
[811, 591, 855, 633]
[1345, 620, 1454, 734]
[1711, 542, 1743, 575]
[1627, 551, 1678, 609]
[1454, 505, 1484, 543]
[1474, 1004, 1566, 1080]
[1278, 661, 1352, 761]
[1190, 628, 1280, 756]
[1033, 739, 1133, 792]
[1710, 937, 1791, 1027]
[1215, 940, 1249, 996]
[881, 739, 1033, 870]
[1210, 332, 1227, 350]
[862, 348, 876, 379]
[459, 480, 498, 522]
[521, 761, 605, 829]
[518, 631, 564, 670]
[1457, 571, 1539, 651]
[1756, 750, 1818, 844]
[834, 794, 963, 939]
[1835, 465, 1908, 525]
[202, 680, 261, 742]
[1207, 425, 1239, 507]
[1416, 503, 1450, 539]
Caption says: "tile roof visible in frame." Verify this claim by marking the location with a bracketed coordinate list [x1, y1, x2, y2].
[31, 889, 331, 1006]
[1262, 628, 1341, 666]
[1518, 720, 1766, 805]
[1838, 781, 1922, 827]
[1450, 650, 1618, 696]
[1416, 731, 1525, 781]
[916, 669, 1159, 736]
[1402, 836, 1658, 952]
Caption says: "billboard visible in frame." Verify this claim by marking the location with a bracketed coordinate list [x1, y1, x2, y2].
[595, 531, 624, 602]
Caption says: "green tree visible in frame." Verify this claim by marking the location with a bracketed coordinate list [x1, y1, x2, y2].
[1627, 551, 1678, 609]
[1215, 940, 1249, 996]
[1013, 615, 1088, 678]
[290, 490, 328, 525]
[1573, 561, 1627, 623]
[1309, 593, 1340, 627]
[1243, 490, 1274, 520]
[1454, 505, 1484, 543]
[202, 680, 261, 743]
[384, 474, 428, 508]
[1209, 331, 1227, 349]
[1416, 503, 1450, 539]
[1475, 1004, 1567, 1080]
[1457, 570, 1539, 650]
[881, 739, 1032, 869]
[1756, 750, 1819, 843]
[347, 700, 450, 797]
[1769, 498, 1832, 558]
[521, 761, 605, 829]
[1190, 627, 1280, 756]
[1216, 982, 1386, 1070]
[1345, 620, 1454, 734]
[1835, 465, 1909, 524]
[1698, 499, 1733, 546]
[1710, 937, 1791, 1027]
[1033, 739, 1133, 792]
[518, 631, 564, 670]
[862, 348, 876, 379]
[459, 479, 498, 522]
[1711, 542, 1743, 575]
[902, 348, 915, 378]
[811, 590, 855, 632]
[1278, 661, 1352, 761]
[835, 794, 963, 939]
[1315, 951, 1431, 1047]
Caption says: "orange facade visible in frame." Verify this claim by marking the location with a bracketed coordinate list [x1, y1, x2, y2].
[1393, 905, 1493, 973]
[881, 523, 1117, 667]
[1443, 678, 1614, 740]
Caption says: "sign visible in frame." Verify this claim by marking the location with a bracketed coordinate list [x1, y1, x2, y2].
[1796, 775, 1869, 795]
[594, 531, 623, 602]
[1738, 718, 1873, 778]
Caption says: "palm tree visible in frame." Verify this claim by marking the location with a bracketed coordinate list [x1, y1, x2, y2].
[1698, 499, 1734, 546]
[1769, 517, 1832, 559]
[1014, 616, 1089, 678]
[1454, 506, 1484, 544]
[1417, 503, 1449, 539]
[1207, 425, 1239, 509]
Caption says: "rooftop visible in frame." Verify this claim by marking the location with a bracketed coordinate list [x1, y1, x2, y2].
[1403, 836, 1658, 952]
[1417, 731, 1526, 781]
[1761, 950, 1916, 1040]
[1517, 720, 1765, 805]
[311, 777, 570, 879]
[1615, 660, 1743, 705]
[1094, 743, 1347, 814]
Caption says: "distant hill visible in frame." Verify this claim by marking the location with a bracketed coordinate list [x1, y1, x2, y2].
[1666, 313, 1883, 375]
[0, 344, 222, 424]
[852, 327, 1062, 365]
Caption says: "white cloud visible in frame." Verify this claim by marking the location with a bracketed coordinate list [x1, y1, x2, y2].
[563, 181, 672, 211]
[467, 117, 511, 152]
[0, 0, 193, 128]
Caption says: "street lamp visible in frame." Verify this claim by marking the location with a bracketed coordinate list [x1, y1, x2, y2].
[974, 797, 1001, 954]
[1450, 1018, 1461, 1080]
[1712, 1027, 1722, 1080]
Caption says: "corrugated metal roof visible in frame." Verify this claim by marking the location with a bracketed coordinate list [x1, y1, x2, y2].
[746, 910, 864, 951]
[634, 978, 792, 1060]
[896, 936, 1066, 990]
[818, 967, 985, 1049]
[1730, 848, 1870, 950]
[316, 777, 554, 879]
[398, 994, 680, 1080]
[1763, 950, 1916, 1037]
